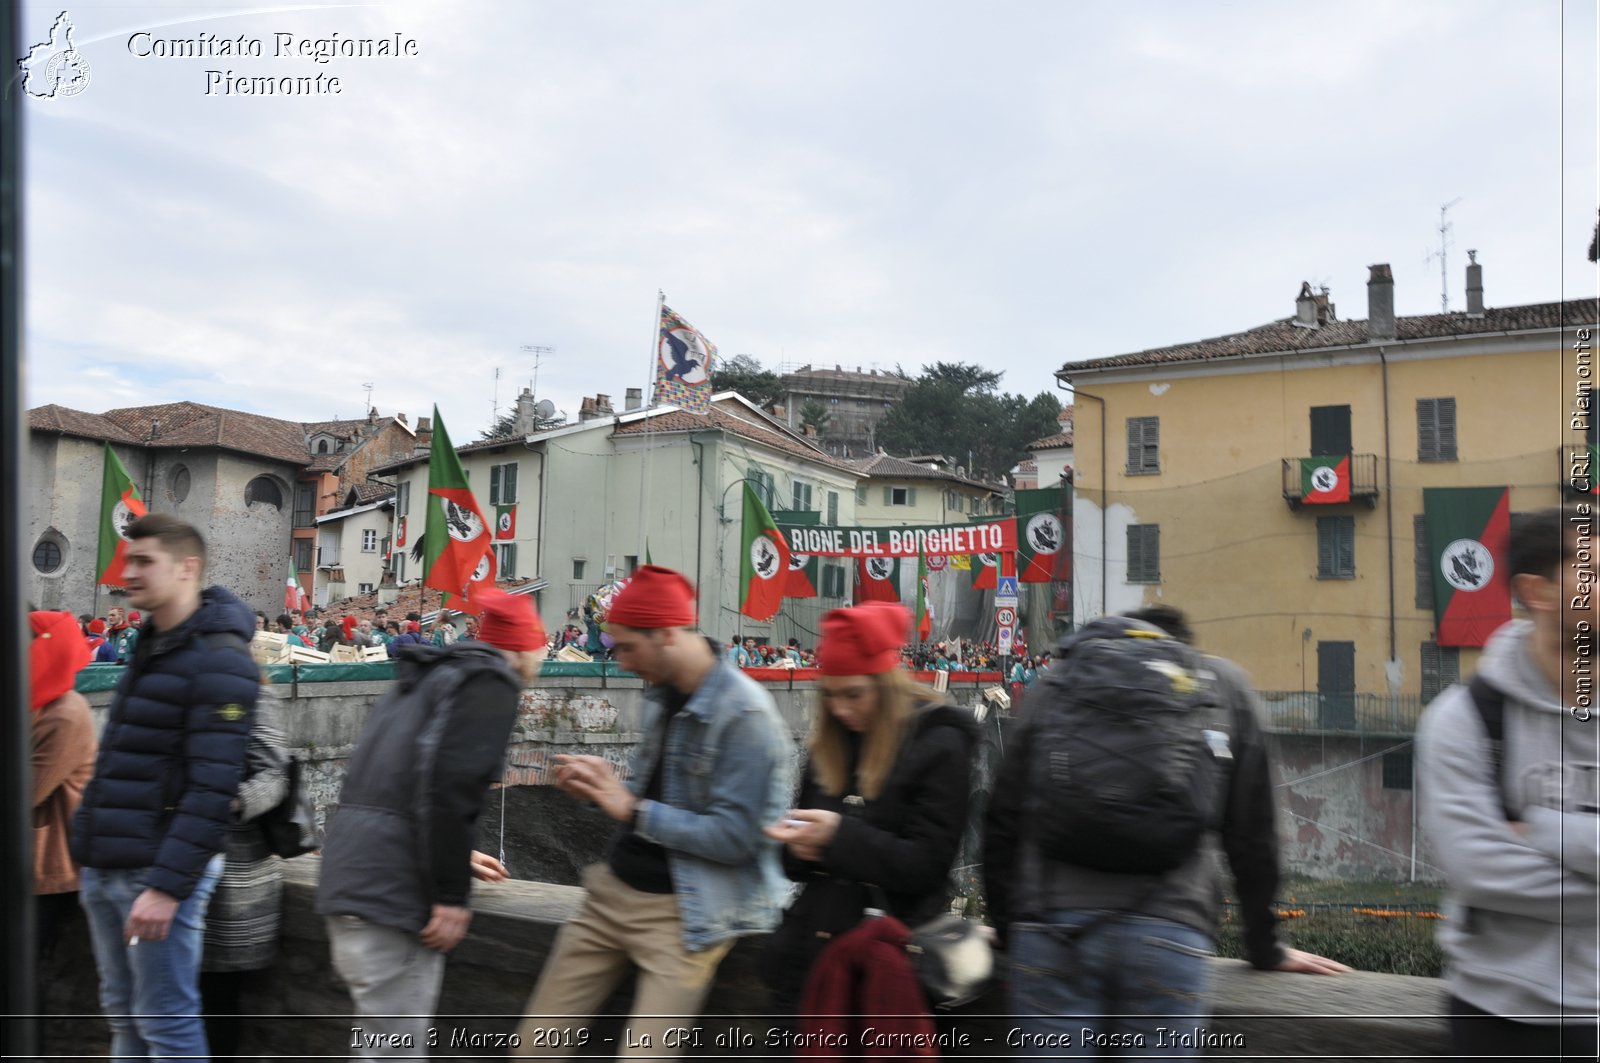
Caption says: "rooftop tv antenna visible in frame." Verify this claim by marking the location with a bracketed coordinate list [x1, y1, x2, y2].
[521, 344, 555, 399]
[1423, 198, 1462, 313]
[361, 382, 374, 416]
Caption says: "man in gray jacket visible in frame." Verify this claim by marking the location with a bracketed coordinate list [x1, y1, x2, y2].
[1418, 505, 1599, 1059]
[317, 589, 546, 1057]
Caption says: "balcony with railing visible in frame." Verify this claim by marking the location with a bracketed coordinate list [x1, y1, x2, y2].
[1255, 690, 1425, 736]
[1281, 453, 1380, 509]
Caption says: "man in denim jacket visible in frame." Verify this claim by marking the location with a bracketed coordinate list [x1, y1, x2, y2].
[515, 566, 794, 1059]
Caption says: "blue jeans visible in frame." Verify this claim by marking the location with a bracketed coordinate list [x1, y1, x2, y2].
[1009, 911, 1216, 1061]
[80, 855, 224, 1062]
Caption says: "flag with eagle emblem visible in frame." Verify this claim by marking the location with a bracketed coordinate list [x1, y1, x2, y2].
[740, 482, 790, 621]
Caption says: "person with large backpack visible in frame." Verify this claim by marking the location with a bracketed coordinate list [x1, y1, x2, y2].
[1417, 506, 1599, 1061]
[983, 609, 1346, 1057]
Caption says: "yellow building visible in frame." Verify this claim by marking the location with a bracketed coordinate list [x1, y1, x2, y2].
[1058, 261, 1594, 729]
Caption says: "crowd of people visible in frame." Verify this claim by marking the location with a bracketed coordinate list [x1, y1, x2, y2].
[27, 505, 1596, 1061]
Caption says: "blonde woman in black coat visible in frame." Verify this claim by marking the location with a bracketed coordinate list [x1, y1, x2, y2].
[763, 602, 978, 1014]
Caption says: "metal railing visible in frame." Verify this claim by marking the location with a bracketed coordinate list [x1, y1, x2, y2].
[1255, 690, 1426, 735]
[1281, 453, 1380, 506]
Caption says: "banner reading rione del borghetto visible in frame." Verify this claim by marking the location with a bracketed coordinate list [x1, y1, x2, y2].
[772, 518, 1017, 558]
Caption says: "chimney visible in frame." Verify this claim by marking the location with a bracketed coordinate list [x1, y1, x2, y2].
[625, 387, 642, 412]
[513, 387, 537, 436]
[1465, 250, 1484, 317]
[770, 404, 785, 420]
[1366, 263, 1396, 341]
[1293, 282, 1319, 328]
[396, 412, 408, 425]
[414, 417, 432, 453]
[1314, 288, 1335, 324]
[578, 396, 598, 422]
[595, 394, 613, 415]
[803, 424, 816, 438]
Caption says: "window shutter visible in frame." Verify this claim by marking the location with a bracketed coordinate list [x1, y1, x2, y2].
[501, 544, 517, 578]
[884, 486, 893, 505]
[504, 463, 518, 504]
[908, 487, 917, 506]
[1126, 419, 1142, 472]
[827, 491, 838, 525]
[1437, 398, 1457, 460]
[1414, 514, 1433, 609]
[1317, 518, 1335, 578]
[1338, 516, 1354, 576]
[490, 464, 502, 505]
[1146, 524, 1159, 580]
[1143, 418, 1160, 471]
[1417, 399, 1438, 461]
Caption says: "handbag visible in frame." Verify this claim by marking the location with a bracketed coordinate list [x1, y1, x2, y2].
[903, 911, 994, 1008]
[259, 756, 321, 858]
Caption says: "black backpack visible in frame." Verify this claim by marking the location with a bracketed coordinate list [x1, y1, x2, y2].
[1026, 616, 1225, 875]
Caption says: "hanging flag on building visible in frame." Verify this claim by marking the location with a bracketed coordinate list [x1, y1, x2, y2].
[1301, 455, 1351, 504]
[284, 556, 309, 612]
[740, 482, 790, 621]
[653, 302, 717, 415]
[972, 552, 998, 590]
[1423, 486, 1512, 647]
[97, 442, 147, 586]
[1015, 488, 1069, 582]
[422, 407, 493, 603]
[395, 515, 408, 548]
[786, 550, 818, 599]
[855, 555, 901, 603]
[915, 549, 933, 640]
[495, 504, 517, 540]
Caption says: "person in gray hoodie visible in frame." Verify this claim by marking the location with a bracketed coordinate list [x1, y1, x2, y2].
[1417, 504, 1599, 1060]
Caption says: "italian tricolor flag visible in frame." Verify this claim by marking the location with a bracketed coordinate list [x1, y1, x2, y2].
[1423, 486, 1511, 647]
[285, 557, 309, 612]
[422, 407, 493, 604]
[739, 482, 789, 621]
[97, 443, 147, 585]
[1301, 455, 1350, 504]
[915, 549, 933, 640]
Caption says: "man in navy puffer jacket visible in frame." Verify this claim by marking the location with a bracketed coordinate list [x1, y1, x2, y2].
[71, 514, 258, 1062]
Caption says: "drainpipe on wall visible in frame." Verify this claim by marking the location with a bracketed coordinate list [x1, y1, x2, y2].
[1379, 347, 1397, 675]
[520, 440, 546, 584]
[1061, 378, 1107, 617]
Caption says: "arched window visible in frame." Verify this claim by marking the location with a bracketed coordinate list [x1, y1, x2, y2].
[246, 476, 284, 510]
[32, 539, 63, 574]
[167, 464, 191, 504]
[317, 439, 331, 454]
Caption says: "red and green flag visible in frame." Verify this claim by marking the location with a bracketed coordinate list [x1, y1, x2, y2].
[1301, 455, 1351, 504]
[972, 552, 998, 590]
[855, 555, 900, 603]
[422, 407, 493, 603]
[915, 549, 933, 640]
[740, 482, 790, 621]
[1424, 486, 1511, 647]
[97, 442, 147, 585]
[495, 504, 517, 540]
[782, 510, 818, 599]
[1015, 487, 1068, 582]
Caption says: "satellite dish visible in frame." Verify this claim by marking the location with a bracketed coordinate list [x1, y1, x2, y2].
[534, 399, 556, 420]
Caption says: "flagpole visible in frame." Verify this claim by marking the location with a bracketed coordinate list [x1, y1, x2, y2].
[637, 290, 663, 565]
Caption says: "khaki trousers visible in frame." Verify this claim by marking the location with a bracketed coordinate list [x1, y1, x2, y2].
[514, 863, 734, 1059]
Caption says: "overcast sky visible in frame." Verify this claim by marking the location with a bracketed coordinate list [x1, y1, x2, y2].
[19, 0, 1598, 440]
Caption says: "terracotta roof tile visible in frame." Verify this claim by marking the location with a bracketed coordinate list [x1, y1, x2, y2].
[1028, 431, 1073, 450]
[28, 404, 142, 444]
[1060, 298, 1598, 374]
[613, 401, 859, 472]
[847, 452, 1001, 491]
